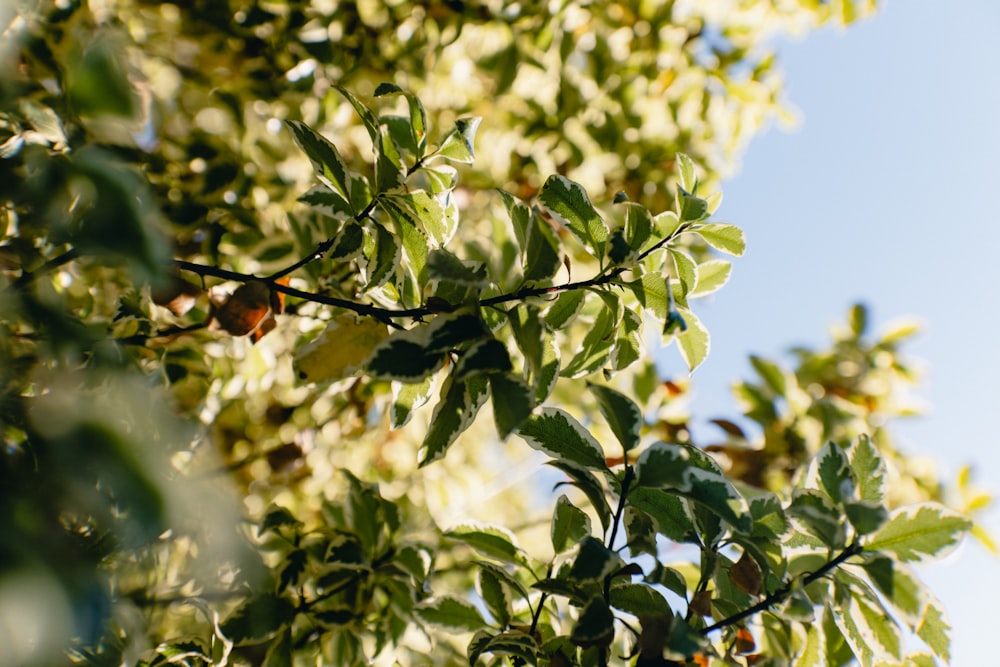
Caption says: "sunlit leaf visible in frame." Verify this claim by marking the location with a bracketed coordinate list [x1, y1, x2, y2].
[865, 504, 970, 563]
[694, 223, 746, 256]
[517, 408, 608, 471]
[445, 523, 528, 566]
[539, 175, 610, 258]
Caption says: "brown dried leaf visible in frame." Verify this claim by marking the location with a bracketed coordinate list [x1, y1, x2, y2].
[728, 551, 762, 597]
[152, 275, 203, 316]
[689, 590, 713, 617]
[215, 280, 272, 337]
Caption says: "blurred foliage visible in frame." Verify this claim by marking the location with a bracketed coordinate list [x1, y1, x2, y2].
[0, 1, 986, 666]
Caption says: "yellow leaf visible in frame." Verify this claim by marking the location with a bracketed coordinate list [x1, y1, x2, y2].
[294, 315, 389, 383]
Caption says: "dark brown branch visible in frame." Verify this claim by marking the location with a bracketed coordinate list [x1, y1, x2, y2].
[173, 260, 629, 324]
[699, 541, 863, 636]
[9, 248, 80, 289]
[266, 198, 379, 282]
[171, 207, 694, 325]
[116, 322, 209, 345]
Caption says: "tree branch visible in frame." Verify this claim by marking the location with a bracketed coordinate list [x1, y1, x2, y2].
[699, 541, 863, 636]
[9, 248, 80, 289]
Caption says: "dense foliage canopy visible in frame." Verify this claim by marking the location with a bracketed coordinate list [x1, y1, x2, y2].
[0, 1, 988, 666]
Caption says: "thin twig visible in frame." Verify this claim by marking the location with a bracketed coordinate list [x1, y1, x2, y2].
[9, 248, 80, 289]
[699, 541, 863, 635]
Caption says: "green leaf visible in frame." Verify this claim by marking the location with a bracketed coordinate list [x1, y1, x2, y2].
[378, 196, 429, 287]
[329, 220, 364, 260]
[391, 374, 436, 428]
[375, 124, 406, 193]
[609, 584, 672, 616]
[446, 523, 528, 566]
[66, 43, 134, 117]
[454, 338, 513, 380]
[635, 442, 688, 488]
[850, 435, 887, 504]
[478, 567, 511, 627]
[690, 258, 732, 297]
[669, 248, 697, 299]
[627, 273, 669, 319]
[425, 311, 492, 353]
[694, 223, 746, 256]
[635, 443, 750, 533]
[811, 442, 852, 504]
[475, 560, 532, 608]
[845, 501, 888, 536]
[865, 504, 970, 563]
[628, 487, 697, 543]
[489, 372, 535, 439]
[587, 383, 642, 453]
[677, 186, 709, 223]
[263, 631, 292, 667]
[569, 536, 621, 582]
[287, 121, 368, 214]
[545, 289, 586, 329]
[793, 624, 825, 667]
[548, 460, 613, 533]
[517, 408, 608, 470]
[535, 331, 561, 403]
[551, 494, 592, 553]
[607, 229, 635, 265]
[610, 306, 642, 371]
[366, 336, 446, 382]
[383, 191, 451, 246]
[364, 222, 400, 289]
[833, 593, 902, 666]
[623, 202, 654, 252]
[334, 85, 380, 141]
[539, 175, 610, 257]
[259, 505, 301, 536]
[426, 248, 488, 286]
[373, 83, 427, 154]
[468, 630, 539, 666]
[420, 374, 489, 466]
[676, 153, 699, 193]
[436, 117, 482, 163]
[415, 596, 487, 632]
[916, 596, 951, 661]
[561, 300, 616, 378]
[654, 210, 682, 239]
[787, 490, 846, 548]
[525, 217, 562, 282]
[675, 307, 710, 371]
[220, 594, 296, 645]
[571, 597, 614, 647]
[862, 557, 924, 627]
[750, 354, 787, 397]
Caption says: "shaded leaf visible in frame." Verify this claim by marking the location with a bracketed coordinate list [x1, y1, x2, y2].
[445, 523, 528, 566]
[489, 372, 535, 439]
[552, 494, 592, 553]
[588, 383, 642, 453]
[220, 594, 296, 645]
[416, 596, 487, 632]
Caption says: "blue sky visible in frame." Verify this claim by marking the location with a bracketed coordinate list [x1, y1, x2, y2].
[662, 2, 1000, 662]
